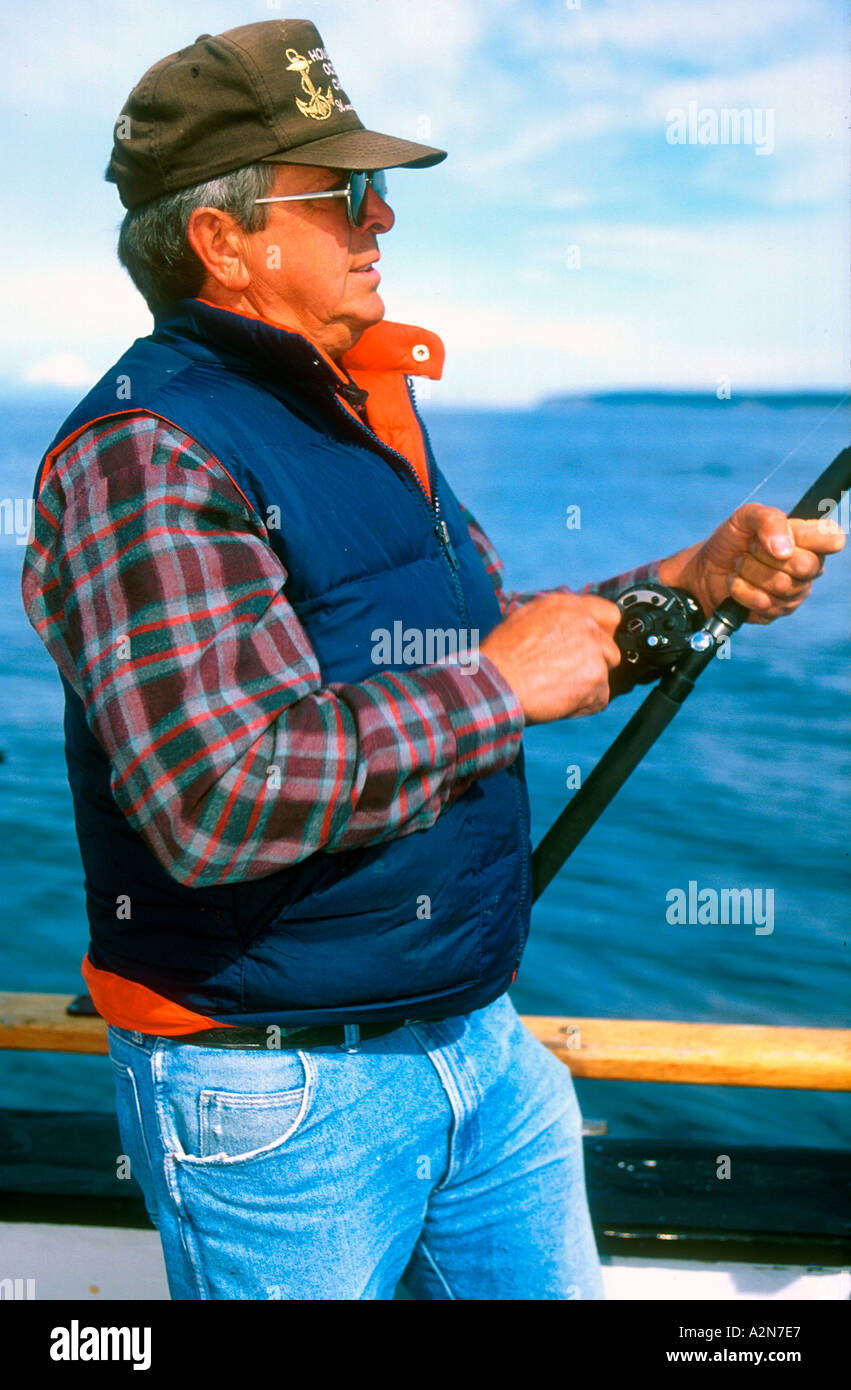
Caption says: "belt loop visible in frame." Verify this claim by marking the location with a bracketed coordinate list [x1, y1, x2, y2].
[342, 1023, 360, 1053]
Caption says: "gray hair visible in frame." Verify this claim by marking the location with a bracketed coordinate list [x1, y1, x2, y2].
[117, 163, 277, 315]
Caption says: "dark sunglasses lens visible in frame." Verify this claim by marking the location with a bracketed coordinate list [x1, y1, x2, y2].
[350, 170, 387, 225]
[349, 172, 367, 223]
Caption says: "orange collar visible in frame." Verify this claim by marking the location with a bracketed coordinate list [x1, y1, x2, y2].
[341, 321, 444, 381]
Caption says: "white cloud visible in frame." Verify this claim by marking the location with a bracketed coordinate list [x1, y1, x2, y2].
[0, 3, 241, 114]
[1, 2, 847, 404]
[538, 212, 851, 283]
[547, 189, 593, 211]
[22, 354, 98, 389]
[387, 208, 849, 403]
[0, 0, 496, 132]
[468, 105, 625, 177]
[521, 0, 832, 65]
[653, 54, 850, 149]
[455, 44, 849, 206]
[411, 300, 643, 356]
[1, 262, 152, 384]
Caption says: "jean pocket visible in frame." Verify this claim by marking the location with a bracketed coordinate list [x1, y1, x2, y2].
[179, 1051, 316, 1167]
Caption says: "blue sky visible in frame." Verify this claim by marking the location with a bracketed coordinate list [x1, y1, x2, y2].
[2, 0, 849, 404]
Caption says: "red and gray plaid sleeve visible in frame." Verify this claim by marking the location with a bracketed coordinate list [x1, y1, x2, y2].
[460, 503, 662, 612]
[22, 414, 524, 889]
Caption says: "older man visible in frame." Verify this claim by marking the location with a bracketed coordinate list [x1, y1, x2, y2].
[22, 21, 842, 1301]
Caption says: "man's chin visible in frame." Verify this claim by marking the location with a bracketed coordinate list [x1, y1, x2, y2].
[337, 296, 386, 350]
[354, 290, 386, 326]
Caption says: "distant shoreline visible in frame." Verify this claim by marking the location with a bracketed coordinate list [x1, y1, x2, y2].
[0, 387, 848, 416]
[539, 390, 849, 410]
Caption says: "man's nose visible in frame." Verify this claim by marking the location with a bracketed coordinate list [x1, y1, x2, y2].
[361, 184, 394, 233]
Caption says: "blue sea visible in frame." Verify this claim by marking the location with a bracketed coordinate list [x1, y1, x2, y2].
[1, 393, 849, 1149]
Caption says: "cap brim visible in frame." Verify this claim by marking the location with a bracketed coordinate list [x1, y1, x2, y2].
[261, 128, 446, 171]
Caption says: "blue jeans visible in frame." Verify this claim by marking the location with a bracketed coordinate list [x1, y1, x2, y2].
[107, 992, 604, 1300]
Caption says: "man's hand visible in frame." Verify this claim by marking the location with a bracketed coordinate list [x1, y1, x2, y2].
[659, 505, 846, 625]
[480, 592, 622, 724]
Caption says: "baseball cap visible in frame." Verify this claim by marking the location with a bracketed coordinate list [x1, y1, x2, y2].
[106, 19, 447, 211]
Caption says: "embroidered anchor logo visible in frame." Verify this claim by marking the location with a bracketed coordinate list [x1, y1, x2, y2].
[285, 48, 334, 121]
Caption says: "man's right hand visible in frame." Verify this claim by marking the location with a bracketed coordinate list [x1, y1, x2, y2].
[480, 592, 622, 725]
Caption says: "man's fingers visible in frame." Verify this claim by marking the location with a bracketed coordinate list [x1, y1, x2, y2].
[727, 572, 809, 618]
[727, 507, 841, 616]
[743, 542, 825, 580]
[736, 551, 821, 594]
[734, 507, 845, 562]
[734, 503, 794, 559]
[789, 516, 845, 554]
[581, 593, 622, 634]
[747, 519, 844, 574]
[601, 632, 622, 669]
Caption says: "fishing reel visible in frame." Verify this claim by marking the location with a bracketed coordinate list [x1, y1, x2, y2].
[613, 582, 704, 683]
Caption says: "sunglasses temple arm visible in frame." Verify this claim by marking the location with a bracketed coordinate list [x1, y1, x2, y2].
[253, 190, 349, 206]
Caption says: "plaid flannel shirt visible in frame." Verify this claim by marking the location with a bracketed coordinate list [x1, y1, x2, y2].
[22, 412, 659, 888]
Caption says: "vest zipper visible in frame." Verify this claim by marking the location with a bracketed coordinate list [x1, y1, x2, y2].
[403, 376, 473, 628]
[329, 376, 472, 628]
[397, 378, 527, 972]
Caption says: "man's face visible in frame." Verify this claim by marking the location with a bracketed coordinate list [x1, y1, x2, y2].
[232, 163, 395, 359]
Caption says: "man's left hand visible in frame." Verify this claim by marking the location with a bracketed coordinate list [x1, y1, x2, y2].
[659, 504, 846, 625]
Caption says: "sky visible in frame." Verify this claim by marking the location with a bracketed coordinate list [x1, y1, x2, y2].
[2, 0, 849, 405]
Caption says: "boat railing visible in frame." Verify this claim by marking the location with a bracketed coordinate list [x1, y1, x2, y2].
[1, 993, 849, 1090]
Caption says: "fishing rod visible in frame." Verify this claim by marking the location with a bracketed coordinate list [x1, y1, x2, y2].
[531, 445, 851, 902]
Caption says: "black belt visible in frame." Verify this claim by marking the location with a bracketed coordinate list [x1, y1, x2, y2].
[175, 1021, 408, 1049]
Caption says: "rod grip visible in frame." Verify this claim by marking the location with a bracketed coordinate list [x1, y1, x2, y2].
[712, 445, 851, 633]
[787, 445, 851, 521]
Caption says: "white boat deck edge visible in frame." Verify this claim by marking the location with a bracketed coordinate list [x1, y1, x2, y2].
[0, 1222, 848, 1300]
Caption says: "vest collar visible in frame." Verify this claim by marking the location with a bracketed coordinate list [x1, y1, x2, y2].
[152, 298, 444, 395]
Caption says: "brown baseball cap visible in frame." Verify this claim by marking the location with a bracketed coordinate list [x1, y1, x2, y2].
[106, 19, 447, 210]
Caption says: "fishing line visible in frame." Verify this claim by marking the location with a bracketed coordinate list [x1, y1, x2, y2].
[735, 392, 850, 510]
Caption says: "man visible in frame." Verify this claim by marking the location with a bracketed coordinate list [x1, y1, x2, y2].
[21, 21, 843, 1300]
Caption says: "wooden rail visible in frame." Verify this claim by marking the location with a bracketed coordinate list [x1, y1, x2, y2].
[521, 1016, 851, 1091]
[0, 994, 849, 1090]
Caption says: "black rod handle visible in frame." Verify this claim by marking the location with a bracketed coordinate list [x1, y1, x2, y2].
[531, 685, 682, 900]
[789, 445, 851, 521]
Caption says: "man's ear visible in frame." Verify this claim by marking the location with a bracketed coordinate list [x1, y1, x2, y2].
[186, 207, 252, 293]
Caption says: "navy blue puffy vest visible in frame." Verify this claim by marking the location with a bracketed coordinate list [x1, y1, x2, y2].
[38, 300, 532, 1027]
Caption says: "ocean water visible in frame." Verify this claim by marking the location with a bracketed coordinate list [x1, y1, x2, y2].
[0, 393, 848, 1151]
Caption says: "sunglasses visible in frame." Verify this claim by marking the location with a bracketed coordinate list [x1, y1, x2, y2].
[253, 169, 389, 227]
